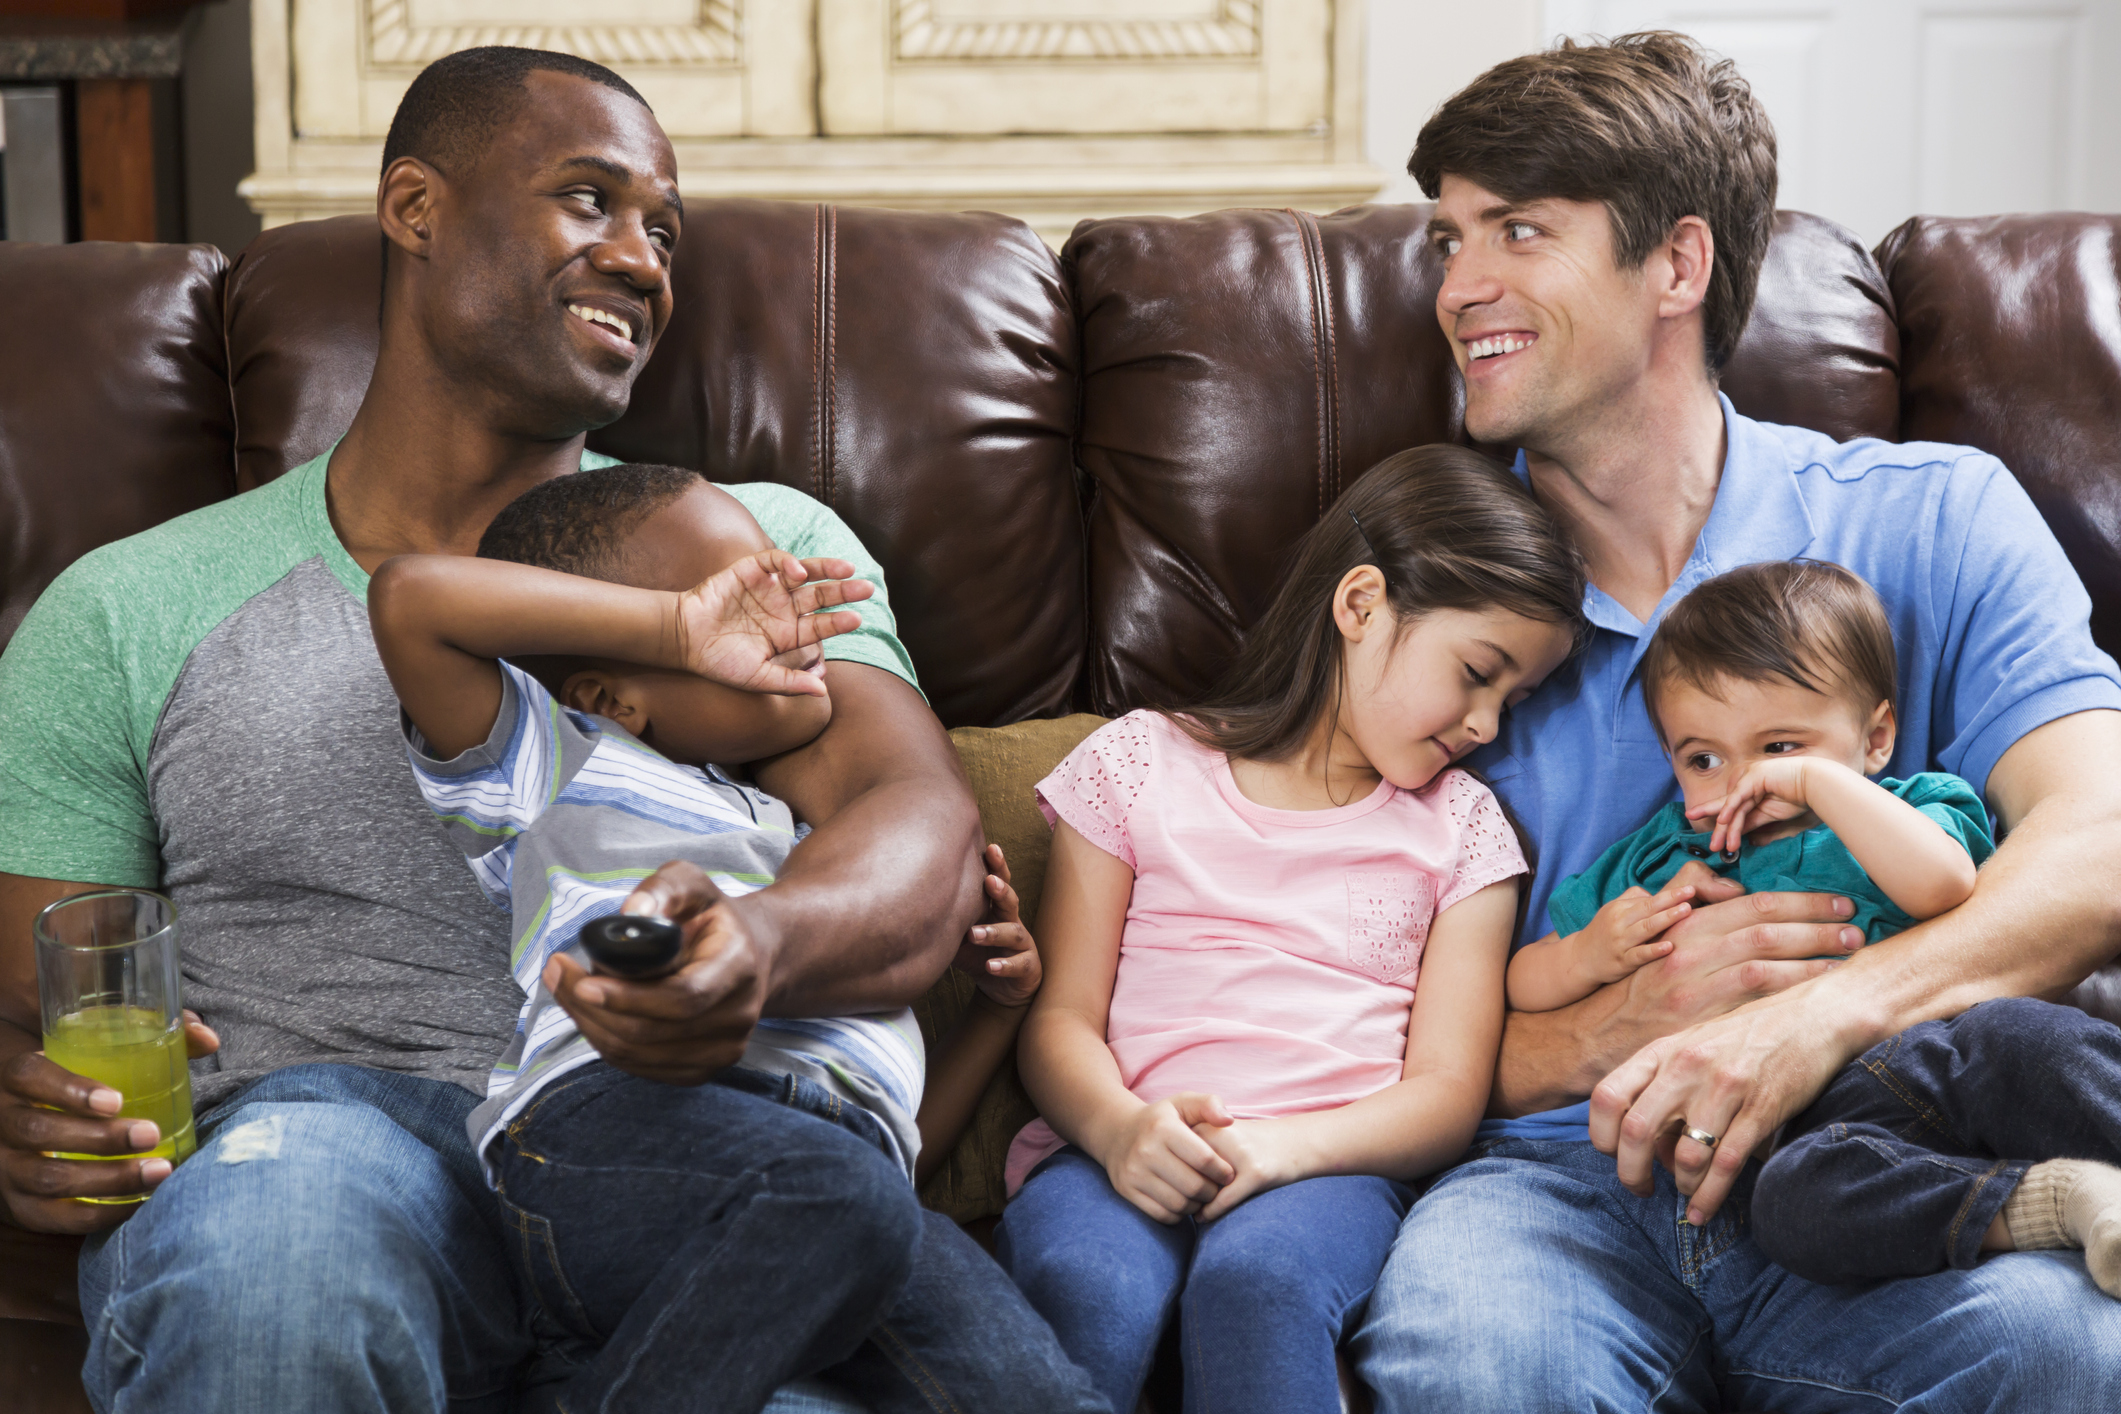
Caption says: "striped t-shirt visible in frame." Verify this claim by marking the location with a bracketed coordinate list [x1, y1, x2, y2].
[406, 661, 925, 1179]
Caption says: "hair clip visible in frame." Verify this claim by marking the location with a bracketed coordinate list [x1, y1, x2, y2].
[1348, 510, 1388, 585]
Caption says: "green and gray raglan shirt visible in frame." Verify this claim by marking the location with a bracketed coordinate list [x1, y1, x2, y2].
[0, 446, 917, 1115]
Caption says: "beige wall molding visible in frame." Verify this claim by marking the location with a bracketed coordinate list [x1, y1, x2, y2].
[243, 0, 1386, 245]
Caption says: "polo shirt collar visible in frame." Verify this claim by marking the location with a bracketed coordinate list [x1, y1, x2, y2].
[1512, 392, 1818, 640]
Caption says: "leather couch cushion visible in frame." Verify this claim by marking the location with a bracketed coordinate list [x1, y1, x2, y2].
[1878, 214, 2121, 662]
[0, 242, 233, 653]
[223, 215, 384, 492]
[1068, 205, 1464, 717]
[1067, 205, 1903, 718]
[1721, 211, 1900, 443]
[593, 201, 1083, 729]
[221, 205, 1083, 729]
[920, 713, 1105, 1221]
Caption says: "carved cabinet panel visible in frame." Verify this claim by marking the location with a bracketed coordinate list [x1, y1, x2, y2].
[291, 0, 811, 139]
[817, 0, 1332, 135]
[250, 0, 1381, 241]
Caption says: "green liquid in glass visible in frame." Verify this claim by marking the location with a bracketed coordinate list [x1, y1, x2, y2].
[44, 1006, 196, 1203]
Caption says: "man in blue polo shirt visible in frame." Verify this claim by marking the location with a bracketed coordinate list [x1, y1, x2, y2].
[1354, 34, 2121, 1412]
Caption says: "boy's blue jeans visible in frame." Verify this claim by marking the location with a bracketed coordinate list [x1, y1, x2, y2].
[78, 1060, 1101, 1414]
[994, 1145, 1411, 1414]
[1753, 996, 2121, 1282]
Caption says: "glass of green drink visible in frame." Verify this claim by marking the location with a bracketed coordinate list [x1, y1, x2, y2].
[34, 889, 195, 1203]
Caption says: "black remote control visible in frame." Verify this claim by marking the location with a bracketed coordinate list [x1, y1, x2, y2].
[577, 913, 684, 978]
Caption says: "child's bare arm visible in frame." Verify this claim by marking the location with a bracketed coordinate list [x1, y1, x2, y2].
[371, 547, 869, 760]
[1505, 883, 1696, 1012]
[1693, 758, 1977, 920]
[373, 556, 684, 759]
[1019, 822, 1235, 1223]
[915, 844, 1039, 1187]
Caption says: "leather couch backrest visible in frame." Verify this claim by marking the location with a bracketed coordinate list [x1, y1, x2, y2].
[593, 201, 1082, 729]
[0, 243, 234, 651]
[1722, 211, 1900, 443]
[1064, 204, 1905, 717]
[1879, 214, 2121, 661]
[219, 204, 1081, 729]
[224, 215, 385, 491]
[1066, 205, 1464, 717]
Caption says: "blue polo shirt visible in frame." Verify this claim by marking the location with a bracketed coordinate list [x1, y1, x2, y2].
[1473, 394, 2121, 1144]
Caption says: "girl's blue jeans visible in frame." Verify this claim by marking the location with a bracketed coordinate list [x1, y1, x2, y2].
[994, 1145, 1411, 1414]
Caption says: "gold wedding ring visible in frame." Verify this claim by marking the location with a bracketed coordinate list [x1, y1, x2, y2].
[1683, 1126, 1718, 1148]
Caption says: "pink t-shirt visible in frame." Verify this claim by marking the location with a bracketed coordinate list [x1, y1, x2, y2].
[1005, 710, 1526, 1194]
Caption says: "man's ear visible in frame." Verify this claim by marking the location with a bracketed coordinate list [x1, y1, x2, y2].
[378, 156, 442, 264]
[1655, 214, 1715, 321]
[1331, 565, 1389, 643]
[1861, 698, 1898, 775]
[559, 668, 651, 736]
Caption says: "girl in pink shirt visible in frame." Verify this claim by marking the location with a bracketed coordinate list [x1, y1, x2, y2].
[996, 447, 1588, 1414]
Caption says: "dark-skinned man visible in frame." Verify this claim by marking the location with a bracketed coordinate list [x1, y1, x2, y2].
[0, 47, 1093, 1414]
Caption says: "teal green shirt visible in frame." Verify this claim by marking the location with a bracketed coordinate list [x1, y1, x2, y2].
[1546, 773, 1995, 944]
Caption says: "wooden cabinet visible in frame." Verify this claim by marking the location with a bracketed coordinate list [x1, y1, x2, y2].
[243, 0, 1383, 243]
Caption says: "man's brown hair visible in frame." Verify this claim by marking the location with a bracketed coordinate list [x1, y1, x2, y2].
[1640, 560, 1897, 743]
[1409, 31, 1777, 375]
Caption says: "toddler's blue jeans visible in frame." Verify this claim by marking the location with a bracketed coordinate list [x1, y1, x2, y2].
[994, 1145, 1410, 1414]
[1754, 995, 2121, 1282]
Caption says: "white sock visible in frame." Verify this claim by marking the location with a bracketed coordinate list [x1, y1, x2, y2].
[2003, 1158, 2121, 1298]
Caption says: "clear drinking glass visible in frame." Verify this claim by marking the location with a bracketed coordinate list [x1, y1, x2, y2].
[34, 889, 196, 1202]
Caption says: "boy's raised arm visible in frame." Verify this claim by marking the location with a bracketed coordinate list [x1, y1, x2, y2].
[369, 552, 869, 760]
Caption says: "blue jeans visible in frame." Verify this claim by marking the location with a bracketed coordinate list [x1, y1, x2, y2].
[76, 1062, 1089, 1414]
[1754, 997, 2121, 1282]
[497, 1061, 1107, 1414]
[80, 1063, 530, 1414]
[1352, 1130, 2121, 1412]
[995, 1146, 1411, 1414]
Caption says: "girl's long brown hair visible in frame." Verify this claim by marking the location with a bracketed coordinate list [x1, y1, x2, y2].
[1162, 446, 1588, 762]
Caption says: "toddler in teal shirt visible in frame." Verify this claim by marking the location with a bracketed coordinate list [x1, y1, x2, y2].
[1508, 558, 1990, 1013]
[1510, 559, 2121, 1293]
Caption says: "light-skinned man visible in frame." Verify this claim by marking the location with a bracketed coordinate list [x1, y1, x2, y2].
[1351, 32, 2121, 1412]
[0, 46, 1080, 1414]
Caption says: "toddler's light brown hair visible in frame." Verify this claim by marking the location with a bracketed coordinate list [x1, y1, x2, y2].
[1641, 560, 1897, 744]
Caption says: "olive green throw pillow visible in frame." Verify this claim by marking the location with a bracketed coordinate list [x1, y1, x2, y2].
[916, 713, 1108, 1222]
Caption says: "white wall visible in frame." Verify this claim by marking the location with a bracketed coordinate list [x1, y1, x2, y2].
[1364, 1, 1544, 205]
[1375, 0, 2121, 244]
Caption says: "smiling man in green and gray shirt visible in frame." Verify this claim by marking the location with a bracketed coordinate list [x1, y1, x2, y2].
[0, 47, 1009, 1414]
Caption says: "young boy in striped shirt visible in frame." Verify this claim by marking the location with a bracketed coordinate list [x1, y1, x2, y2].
[369, 463, 1099, 1414]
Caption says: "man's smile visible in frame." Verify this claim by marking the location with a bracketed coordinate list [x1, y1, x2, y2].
[1462, 331, 1538, 370]
[565, 296, 647, 358]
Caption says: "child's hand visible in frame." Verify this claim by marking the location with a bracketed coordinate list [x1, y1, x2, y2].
[675, 550, 874, 697]
[951, 844, 1041, 1009]
[1687, 757, 1815, 853]
[1101, 1094, 1237, 1224]
[1569, 882, 1697, 985]
[1192, 1118, 1302, 1221]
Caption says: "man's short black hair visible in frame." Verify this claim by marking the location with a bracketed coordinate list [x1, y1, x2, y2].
[381, 45, 650, 181]
[477, 463, 702, 582]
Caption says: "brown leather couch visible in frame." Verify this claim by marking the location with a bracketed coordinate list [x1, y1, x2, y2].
[3, 201, 2119, 1411]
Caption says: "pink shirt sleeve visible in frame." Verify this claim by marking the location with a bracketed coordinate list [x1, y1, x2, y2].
[1035, 712, 1158, 870]
[1434, 771, 1529, 913]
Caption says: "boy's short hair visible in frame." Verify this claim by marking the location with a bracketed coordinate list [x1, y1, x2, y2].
[1408, 31, 1777, 375]
[477, 462, 702, 580]
[475, 462, 703, 697]
[1641, 560, 1897, 741]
